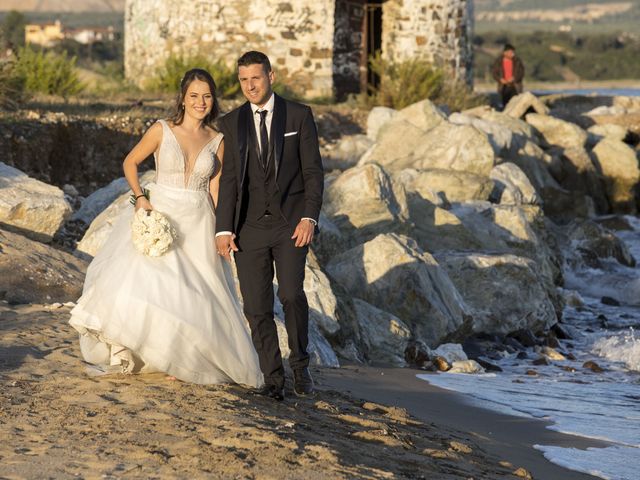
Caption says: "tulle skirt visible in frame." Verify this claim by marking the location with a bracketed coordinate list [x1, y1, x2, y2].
[69, 182, 263, 387]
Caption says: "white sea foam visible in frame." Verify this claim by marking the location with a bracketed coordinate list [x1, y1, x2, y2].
[535, 445, 640, 480]
[592, 328, 640, 372]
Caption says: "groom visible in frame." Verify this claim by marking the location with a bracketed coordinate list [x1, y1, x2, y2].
[215, 51, 324, 401]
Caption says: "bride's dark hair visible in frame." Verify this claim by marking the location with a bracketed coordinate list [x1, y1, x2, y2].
[168, 68, 220, 127]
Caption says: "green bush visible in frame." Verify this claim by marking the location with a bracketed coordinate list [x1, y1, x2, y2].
[361, 53, 485, 112]
[0, 59, 25, 109]
[146, 54, 240, 99]
[13, 47, 84, 98]
[366, 52, 445, 109]
[1, 10, 26, 51]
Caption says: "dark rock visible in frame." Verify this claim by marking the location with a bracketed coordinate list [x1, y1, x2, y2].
[404, 340, 431, 368]
[568, 220, 636, 268]
[516, 351, 529, 360]
[595, 215, 633, 231]
[566, 352, 577, 360]
[598, 314, 609, 328]
[544, 331, 560, 348]
[476, 358, 503, 372]
[560, 365, 577, 372]
[505, 336, 526, 351]
[507, 329, 539, 348]
[601, 296, 621, 306]
[525, 369, 539, 376]
[532, 357, 550, 366]
[551, 322, 573, 340]
[583, 360, 605, 373]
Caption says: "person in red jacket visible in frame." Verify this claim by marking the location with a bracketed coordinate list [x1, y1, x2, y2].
[492, 44, 525, 109]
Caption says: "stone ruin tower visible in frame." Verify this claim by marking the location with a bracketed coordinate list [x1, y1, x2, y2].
[125, 0, 473, 99]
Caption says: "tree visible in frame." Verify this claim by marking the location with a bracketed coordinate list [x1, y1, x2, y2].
[2, 10, 26, 51]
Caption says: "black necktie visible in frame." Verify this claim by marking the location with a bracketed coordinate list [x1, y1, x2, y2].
[258, 109, 268, 170]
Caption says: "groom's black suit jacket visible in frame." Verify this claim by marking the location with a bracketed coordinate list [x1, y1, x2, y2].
[215, 94, 324, 234]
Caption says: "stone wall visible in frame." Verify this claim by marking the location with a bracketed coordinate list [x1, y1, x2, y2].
[125, 0, 336, 97]
[382, 0, 474, 84]
[124, 0, 474, 98]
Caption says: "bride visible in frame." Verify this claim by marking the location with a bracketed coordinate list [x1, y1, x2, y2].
[69, 69, 263, 387]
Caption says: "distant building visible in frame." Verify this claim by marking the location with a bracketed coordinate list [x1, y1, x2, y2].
[25, 21, 117, 47]
[66, 26, 117, 45]
[125, 0, 474, 99]
[25, 20, 64, 47]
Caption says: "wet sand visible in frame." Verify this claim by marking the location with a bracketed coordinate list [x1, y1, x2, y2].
[318, 365, 606, 480]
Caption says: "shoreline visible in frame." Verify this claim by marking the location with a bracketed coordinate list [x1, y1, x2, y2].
[474, 79, 640, 94]
[318, 364, 607, 480]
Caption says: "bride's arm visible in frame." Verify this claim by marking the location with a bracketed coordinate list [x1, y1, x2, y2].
[123, 122, 162, 209]
[209, 139, 225, 209]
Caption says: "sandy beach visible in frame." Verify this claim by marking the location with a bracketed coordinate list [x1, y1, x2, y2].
[0, 302, 603, 479]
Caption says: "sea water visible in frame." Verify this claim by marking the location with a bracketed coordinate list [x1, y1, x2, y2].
[532, 88, 640, 98]
[419, 216, 640, 480]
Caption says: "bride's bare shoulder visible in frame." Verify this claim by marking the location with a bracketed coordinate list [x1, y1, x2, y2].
[204, 125, 222, 139]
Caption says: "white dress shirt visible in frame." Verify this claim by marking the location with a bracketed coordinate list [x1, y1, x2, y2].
[251, 93, 275, 152]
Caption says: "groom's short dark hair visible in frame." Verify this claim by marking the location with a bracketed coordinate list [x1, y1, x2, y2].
[237, 51, 272, 74]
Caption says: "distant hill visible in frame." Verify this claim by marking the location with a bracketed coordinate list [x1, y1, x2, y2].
[475, 0, 640, 34]
[0, 0, 124, 12]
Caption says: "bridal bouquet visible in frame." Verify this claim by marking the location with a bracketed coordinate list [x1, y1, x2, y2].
[131, 209, 178, 257]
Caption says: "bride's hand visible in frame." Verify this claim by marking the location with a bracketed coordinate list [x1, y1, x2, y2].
[135, 197, 153, 212]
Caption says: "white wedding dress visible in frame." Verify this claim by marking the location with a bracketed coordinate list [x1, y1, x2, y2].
[69, 120, 263, 387]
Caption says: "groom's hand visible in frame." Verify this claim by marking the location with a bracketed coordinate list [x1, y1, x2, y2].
[291, 220, 314, 247]
[215, 234, 238, 261]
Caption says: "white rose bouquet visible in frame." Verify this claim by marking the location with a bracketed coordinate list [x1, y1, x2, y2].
[131, 209, 178, 257]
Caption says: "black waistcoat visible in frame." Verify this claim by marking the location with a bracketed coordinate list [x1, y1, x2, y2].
[239, 126, 284, 225]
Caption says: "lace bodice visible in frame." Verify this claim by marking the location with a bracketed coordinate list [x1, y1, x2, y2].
[154, 119, 224, 191]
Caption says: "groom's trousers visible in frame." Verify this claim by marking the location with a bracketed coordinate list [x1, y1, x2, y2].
[234, 216, 310, 389]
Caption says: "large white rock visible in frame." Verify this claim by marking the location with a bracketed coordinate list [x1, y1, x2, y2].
[352, 299, 411, 366]
[359, 120, 427, 168]
[587, 124, 628, 144]
[366, 106, 398, 140]
[322, 134, 374, 171]
[274, 313, 340, 368]
[449, 112, 515, 156]
[501, 140, 590, 218]
[323, 163, 406, 238]
[591, 138, 640, 212]
[503, 92, 550, 119]
[0, 162, 71, 241]
[525, 113, 588, 150]
[402, 194, 484, 253]
[76, 170, 156, 257]
[472, 109, 538, 143]
[410, 123, 497, 175]
[451, 202, 562, 297]
[393, 168, 494, 203]
[553, 147, 608, 213]
[435, 252, 558, 335]
[393, 98, 447, 132]
[72, 176, 133, 225]
[392, 169, 447, 207]
[449, 360, 485, 374]
[326, 233, 470, 346]
[490, 162, 540, 205]
[305, 251, 340, 337]
[432, 343, 468, 363]
[0, 227, 88, 304]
